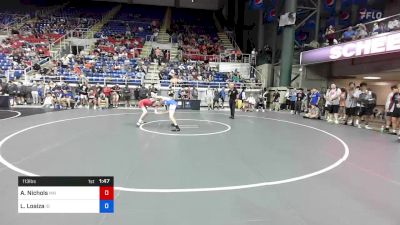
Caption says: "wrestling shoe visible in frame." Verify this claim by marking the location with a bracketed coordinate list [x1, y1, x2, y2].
[171, 126, 181, 132]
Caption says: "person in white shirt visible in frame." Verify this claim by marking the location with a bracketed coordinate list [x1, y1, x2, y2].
[325, 83, 342, 124]
[205, 86, 214, 110]
[247, 94, 256, 112]
[42, 92, 54, 108]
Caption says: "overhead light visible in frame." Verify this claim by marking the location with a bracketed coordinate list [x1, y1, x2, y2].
[363, 76, 381, 80]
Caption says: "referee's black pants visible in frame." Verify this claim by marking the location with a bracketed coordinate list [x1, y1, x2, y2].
[229, 99, 235, 118]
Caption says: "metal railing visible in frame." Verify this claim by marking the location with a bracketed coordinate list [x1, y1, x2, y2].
[161, 80, 263, 89]
[225, 30, 241, 51]
[34, 75, 142, 86]
[182, 52, 252, 63]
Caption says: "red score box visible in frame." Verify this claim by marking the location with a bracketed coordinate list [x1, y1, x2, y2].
[99, 186, 114, 200]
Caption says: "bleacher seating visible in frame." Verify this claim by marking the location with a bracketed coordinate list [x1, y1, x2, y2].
[57, 55, 142, 85]
[171, 8, 224, 60]
[95, 4, 163, 38]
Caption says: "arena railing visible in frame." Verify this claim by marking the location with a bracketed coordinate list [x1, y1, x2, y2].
[182, 52, 252, 63]
[3, 57, 50, 82]
[161, 80, 262, 89]
[37, 75, 143, 86]
[225, 30, 242, 52]
[321, 12, 400, 46]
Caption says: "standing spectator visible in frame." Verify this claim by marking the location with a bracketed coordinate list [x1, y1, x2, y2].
[31, 81, 39, 104]
[122, 85, 131, 107]
[228, 84, 238, 119]
[356, 83, 376, 129]
[344, 82, 359, 126]
[385, 85, 399, 134]
[191, 87, 198, 100]
[306, 88, 321, 119]
[213, 88, 220, 110]
[271, 90, 280, 111]
[339, 88, 347, 120]
[289, 88, 297, 114]
[111, 84, 121, 108]
[325, 83, 342, 124]
[262, 88, 268, 109]
[133, 87, 140, 107]
[102, 84, 112, 107]
[295, 88, 305, 115]
[219, 87, 226, 109]
[205, 86, 214, 110]
[310, 88, 321, 109]
[138, 85, 148, 100]
[237, 87, 246, 110]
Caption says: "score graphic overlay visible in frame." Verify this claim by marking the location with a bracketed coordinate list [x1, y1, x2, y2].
[18, 177, 114, 213]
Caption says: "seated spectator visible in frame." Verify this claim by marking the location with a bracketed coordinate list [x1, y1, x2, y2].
[388, 17, 400, 31]
[372, 23, 381, 35]
[342, 26, 355, 42]
[60, 90, 73, 109]
[355, 24, 368, 39]
[98, 93, 109, 109]
[303, 105, 320, 119]
[42, 92, 54, 108]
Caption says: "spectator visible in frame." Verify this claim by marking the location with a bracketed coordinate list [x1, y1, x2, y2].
[60, 90, 73, 109]
[256, 92, 266, 112]
[111, 84, 121, 108]
[385, 85, 399, 133]
[237, 87, 246, 110]
[371, 23, 381, 35]
[342, 26, 355, 42]
[289, 88, 297, 114]
[303, 104, 320, 119]
[271, 89, 280, 111]
[309, 88, 320, 110]
[98, 93, 109, 109]
[356, 82, 376, 129]
[388, 17, 400, 31]
[325, 83, 341, 124]
[219, 87, 226, 109]
[339, 88, 347, 120]
[205, 86, 214, 110]
[191, 86, 198, 100]
[122, 84, 131, 107]
[246, 94, 256, 112]
[344, 82, 359, 126]
[295, 88, 305, 115]
[31, 81, 39, 104]
[355, 24, 368, 39]
[42, 92, 54, 108]
[102, 84, 112, 105]
[325, 25, 336, 45]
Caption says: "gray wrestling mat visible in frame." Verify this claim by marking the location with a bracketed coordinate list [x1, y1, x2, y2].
[0, 109, 399, 225]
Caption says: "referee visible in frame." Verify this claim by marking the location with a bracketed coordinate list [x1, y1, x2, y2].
[228, 84, 239, 119]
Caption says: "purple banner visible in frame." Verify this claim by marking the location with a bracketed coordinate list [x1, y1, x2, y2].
[300, 30, 400, 65]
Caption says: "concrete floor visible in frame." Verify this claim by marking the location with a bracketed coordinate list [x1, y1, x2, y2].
[0, 108, 399, 225]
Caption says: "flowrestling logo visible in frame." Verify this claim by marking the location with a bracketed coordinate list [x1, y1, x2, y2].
[300, 31, 400, 65]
